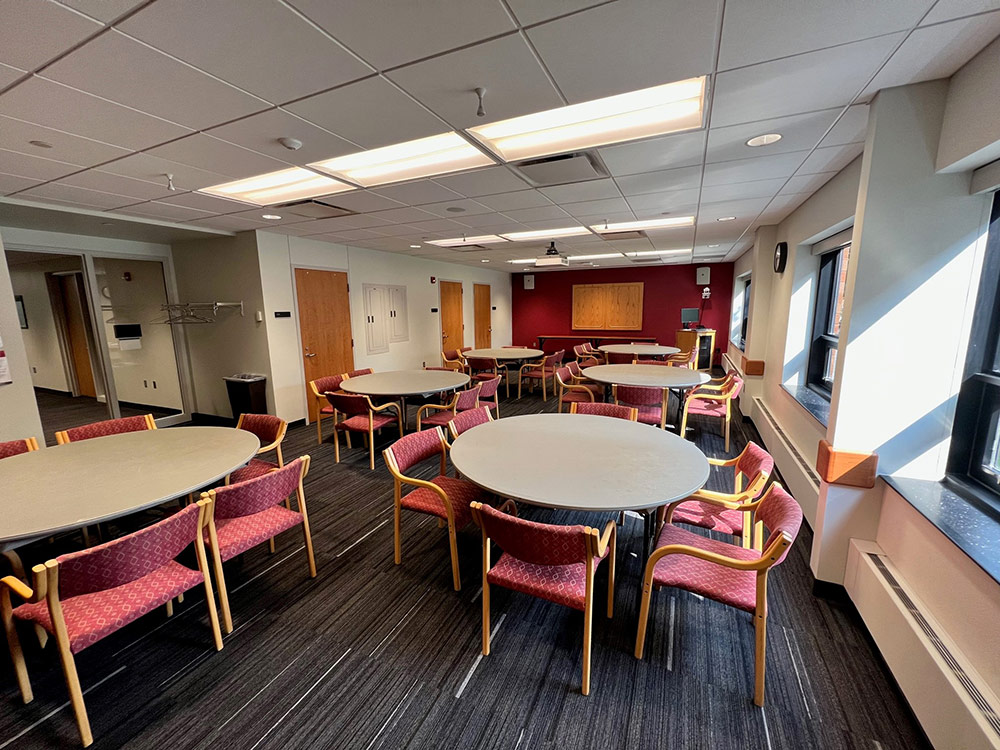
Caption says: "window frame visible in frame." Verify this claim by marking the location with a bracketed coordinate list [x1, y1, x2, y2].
[806, 242, 850, 400]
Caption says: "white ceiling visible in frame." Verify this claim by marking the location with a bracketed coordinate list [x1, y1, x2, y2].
[2, 0, 999, 269]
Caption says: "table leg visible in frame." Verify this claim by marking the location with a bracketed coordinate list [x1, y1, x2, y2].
[400, 396, 408, 432]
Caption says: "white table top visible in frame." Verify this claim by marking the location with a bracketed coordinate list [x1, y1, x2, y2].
[341, 369, 470, 396]
[464, 348, 544, 360]
[0, 427, 259, 546]
[584, 364, 711, 389]
[450, 413, 709, 512]
[598, 344, 681, 355]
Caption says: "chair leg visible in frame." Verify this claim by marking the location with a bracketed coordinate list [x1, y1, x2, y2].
[634, 578, 654, 659]
[724, 414, 731, 453]
[333, 429, 341, 464]
[582, 583, 593, 695]
[165, 599, 173, 617]
[482, 577, 491, 655]
[393, 502, 402, 565]
[607, 546, 616, 619]
[679, 407, 690, 440]
[368, 426, 375, 470]
[754, 612, 767, 706]
[517, 373, 523, 399]
[448, 522, 461, 591]
[345, 431, 352, 449]
[53, 627, 92, 746]
[1, 590, 32, 703]
[316, 414, 323, 445]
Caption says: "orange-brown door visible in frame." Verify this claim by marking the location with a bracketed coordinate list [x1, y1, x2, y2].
[295, 268, 354, 421]
[439, 280, 464, 350]
[59, 274, 97, 398]
[474, 284, 491, 348]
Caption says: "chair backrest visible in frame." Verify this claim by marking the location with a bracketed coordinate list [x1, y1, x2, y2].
[573, 344, 589, 358]
[213, 457, 307, 520]
[384, 427, 446, 474]
[474, 503, 589, 566]
[615, 384, 663, 407]
[736, 442, 774, 490]
[0, 437, 39, 459]
[607, 352, 634, 365]
[55, 501, 202, 598]
[544, 350, 564, 367]
[455, 383, 482, 411]
[56, 414, 155, 444]
[449, 407, 493, 438]
[477, 375, 501, 400]
[311, 374, 345, 397]
[755, 484, 803, 566]
[727, 374, 744, 400]
[236, 413, 286, 445]
[567, 360, 582, 377]
[571, 402, 638, 420]
[555, 366, 573, 388]
[465, 356, 495, 372]
[443, 349, 461, 361]
[325, 392, 373, 416]
[460, 347, 472, 352]
[582, 342, 596, 353]
[344, 368, 373, 379]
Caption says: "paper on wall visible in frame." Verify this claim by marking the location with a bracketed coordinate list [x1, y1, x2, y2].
[0, 333, 11, 385]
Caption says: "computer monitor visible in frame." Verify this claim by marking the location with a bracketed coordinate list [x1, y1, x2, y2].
[680, 307, 700, 327]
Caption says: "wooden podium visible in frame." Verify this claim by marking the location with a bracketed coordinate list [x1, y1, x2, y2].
[676, 328, 716, 371]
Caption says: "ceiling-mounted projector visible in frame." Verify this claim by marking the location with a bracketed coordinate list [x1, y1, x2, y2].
[535, 241, 568, 267]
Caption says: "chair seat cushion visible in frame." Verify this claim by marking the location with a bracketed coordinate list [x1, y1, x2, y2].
[652, 524, 761, 613]
[487, 547, 608, 611]
[337, 413, 397, 432]
[229, 458, 278, 483]
[14, 561, 203, 653]
[522, 368, 548, 379]
[471, 373, 496, 381]
[561, 389, 601, 403]
[686, 398, 727, 416]
[319, 405, 335, 414]
[400, 476, 483, 528]
[420, 410, 457, 427]
[671, 499, 745, 535]
[214, 506, 303, 561]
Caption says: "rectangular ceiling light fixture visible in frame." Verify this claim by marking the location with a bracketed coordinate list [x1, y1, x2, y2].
[427, 234, 509, 247]
[625, 248, 691, 257]
[507, 258, 537, 264]
[590, 216, 695, 233]
[569, 253, 624, 261]
[467, 77, 705, 162]
[309, 132, 495, 187]
[198, 167, 354, 206]
[499, 226, 591, 241]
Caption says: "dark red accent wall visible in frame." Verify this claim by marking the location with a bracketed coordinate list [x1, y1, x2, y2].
[511, 263, 734, 364]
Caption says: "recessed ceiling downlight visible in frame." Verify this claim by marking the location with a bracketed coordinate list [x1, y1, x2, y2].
[746, 133, 782, 147]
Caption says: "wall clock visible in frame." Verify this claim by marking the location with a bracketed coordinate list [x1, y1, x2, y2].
[773, 242, 788, 273]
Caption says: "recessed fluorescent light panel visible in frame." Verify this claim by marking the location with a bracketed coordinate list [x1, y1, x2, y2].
[570, 253, 623, 261]
[427, 234, 509, 247]
[625, 249, 690, 257]
[499, 226, 591, 241]
[508, 258, 537, 264]
[309, 132, 494, 187]
[467, 77, 705, 162]
[590, 216, 694, 233]
[198, 167, 353, 206]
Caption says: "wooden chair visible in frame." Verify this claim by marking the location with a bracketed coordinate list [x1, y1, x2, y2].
[467, 355, 510, 397]
[441, 349, 467, 372]
[203, 457, 316, 633]
[416, 383, 482, 430]
[606, 351, 636, 365]
[471, 500, 615, 695]
[518, 350, 564, 400]
[343, 367, 374, 379]
[476, 375, 502, 418]
[383, 428, 487, 590]
[679, 374, 744, 452]
[613, 384, 668, 429]
[635, 483, 803, 706]
[55, 414, 155, 444]
[664, 442, 774, 548]
[573, 344, 601, 368]
[447, 406, 494, 440]
[309, 374, 347, 445]
[570, 402, 638, 421]
[0, 437, 40, 459]
[666, 347, 698, 368]
[326, 392, 403, 469]
[566, 360, 603, 398]
[229, 413, 287, 483]
[2, 500, 222, 747]
[555, 366, 601, 412]
[582, 342, 604, 362]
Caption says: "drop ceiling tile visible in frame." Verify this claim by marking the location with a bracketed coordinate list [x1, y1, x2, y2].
[625, 188, 701, 213]
[0, 0, 101, 71]
[702, 151, 808, 186]
[117, 200, 216, 221]
[861, 11, 1000, 98]
[616, 165, 702, 196]
[374, 223, 424, 237]
[539, 178, 621, 204]
[42, 31, 269, 130]
[285, 77, 446, 149]
[59, 170, 176, 201]
[459, 217, 529, 231]
[757, 193, 810, 221]
[157, 190, 254, 213]
[711, 34, 905, 127]
[476, 190, 551, 211]
[0, 115, 131, 167]
[318, 190, 404, 213]
[599, 131, 706, 178]
[706, 109, 842, 164]
[779, 172, 837, 195]
[694, 221, 753, 243]
[207, 109, 358, 165]
[562, 197, 631, 217]
[700, 177, 786, 203]
[0, 148, 82, 181]
[368, 206, 438, 224]
[0, 77, 192, 151]
[718, 1, 926, 70]
[527, 0, 721, 102]
[317, 227, 391, 241]
[408, 218, 471, 232]
[98, 153, 233, 192]
[19, 182, 138, 209]
[822, 105, 869, 146]
[221, 208, 315, 226]
[418, 198, 494, 217]
[145, 134, 292, 179]
[502, 205, 574, 222]
[797, 143, 863, 174]
[573, 212, 636, 226]
[185, 215, 267, 232]
[119, 0, 374, 103]
[286, 0, 515, 70]
[505, 0, 605, 25]
[387, 35, 562, 131]
[0, 173, 42, 194]
[0, 63, 24, 88]
[57, 0, 148, 23]
[373, 180, 464, 206]
[921, 0, 1000, 24]
[432, 167, 529, 197]
[697, 196, 770, 221]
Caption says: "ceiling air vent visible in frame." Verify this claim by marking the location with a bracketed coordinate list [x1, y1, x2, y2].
[511, 151, 608, 187]
[277, 199, 358, 219]
[629, 256, 664, 264]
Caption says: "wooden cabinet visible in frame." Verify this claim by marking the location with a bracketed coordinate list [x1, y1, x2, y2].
[363, 284, 409, 354]
[676, 328, 716, 371]
[572, 282, 643, 330]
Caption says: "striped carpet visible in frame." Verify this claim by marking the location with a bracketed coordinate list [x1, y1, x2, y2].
[0, 386, 929, 749]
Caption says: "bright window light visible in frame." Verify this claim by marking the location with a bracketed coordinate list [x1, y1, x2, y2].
[499, 226, 591, 241]
[198, 167, 354, 206]
[569, 253, 624, 261]
[467, 77, 705, 161]
[308, 132, 495, 187]
[427, 235, 509, 247]
[625, 249, 691, 257]
[590, 216, 694, 233]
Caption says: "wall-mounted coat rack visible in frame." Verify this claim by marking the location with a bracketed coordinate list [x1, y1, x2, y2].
[162, 301, 244, 325]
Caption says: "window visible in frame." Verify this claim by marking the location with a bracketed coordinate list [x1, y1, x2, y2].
[739, 277, 751, 350]
[806, 242, 851, 399]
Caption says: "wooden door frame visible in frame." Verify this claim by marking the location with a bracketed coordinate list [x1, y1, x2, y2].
[49, 271, 100, 399]
[437, 278, 465, 350]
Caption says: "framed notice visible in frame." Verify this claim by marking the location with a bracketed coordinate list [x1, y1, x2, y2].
[0, 333, 11, 385]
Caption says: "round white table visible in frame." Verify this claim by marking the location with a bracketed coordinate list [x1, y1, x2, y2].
[598, 343, 681, 356]
[463, 347, 543, 360]
[583, 364, 710, 389]
[0, 427, 259, 548]
[341, 369, 470, 430]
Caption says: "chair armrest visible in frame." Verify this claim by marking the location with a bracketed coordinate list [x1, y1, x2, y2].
[597, 520, 616, 557]
[707, 456, 739, 467]
[498, 499, 518, 516]
[686, 391, 729, 402]
[646, 543, 769, 572]
[371, 401, 401, 414]
[1, 575, 33, 601]
[257, 439, 282, 455]
[416, 402, 452, 418]
[518, 362, 537, 374]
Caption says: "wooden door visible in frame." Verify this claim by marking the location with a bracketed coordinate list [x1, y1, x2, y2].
[473, 284, 491, 348]
[295, 268, 354, 421]
[439, 280, 464, 350]
[60, 274, 97, 398]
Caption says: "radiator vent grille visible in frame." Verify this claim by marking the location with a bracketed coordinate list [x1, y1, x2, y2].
[754, 397, 821, 487]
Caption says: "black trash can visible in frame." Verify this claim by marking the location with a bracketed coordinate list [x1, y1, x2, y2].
[224, 374, 267, 422]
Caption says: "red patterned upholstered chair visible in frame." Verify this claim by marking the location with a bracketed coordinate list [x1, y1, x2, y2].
[574, 344, 601, 368]
[383, 427, 487, 590]
[613, 384, 668, 429]
[475, 375, 502, 418]
[441, 349, 467, 372]
[606, 351, 635, 365]
[0, 437, 39, 459]
[343, 368, 374, 379]
[664, 442, 774, 548]
[518, 350, 564, 400]
[416, 383, 482, 430]
[666, 347, 698, 368]
[229, 413, 287, 484]
[55, 414, 156, 444]
[636, 483, 803, 707]
[570, 402, 638, 421]
[470, 501, 616, 695]
[326, 392, 403, 470]
[2, 500, 221, 746]
[309, 374, 346, 445]
[556, 366, 601, 412]
[679, 374, 744, 452]
[203, 457, 315, 633]
[566, 360, 603, 398]
[447, 406, 494, 440]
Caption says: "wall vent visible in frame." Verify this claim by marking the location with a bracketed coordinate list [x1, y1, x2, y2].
[511, 151, 608, 187]
[278, 199, 358, 219]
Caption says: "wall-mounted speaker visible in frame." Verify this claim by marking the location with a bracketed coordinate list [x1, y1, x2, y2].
[695, 266, 710, 285]
[523, 274, 535, 290]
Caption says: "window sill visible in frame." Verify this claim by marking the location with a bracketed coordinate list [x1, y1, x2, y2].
[884, 475, 1000, 586]
[781, 384, 830, 427]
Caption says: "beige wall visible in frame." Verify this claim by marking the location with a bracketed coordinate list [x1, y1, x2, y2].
[0, 235, 44, 443]
[937, 36, 1000, 172]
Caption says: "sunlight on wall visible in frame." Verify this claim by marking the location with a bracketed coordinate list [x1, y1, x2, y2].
[782, 257, 815, 385]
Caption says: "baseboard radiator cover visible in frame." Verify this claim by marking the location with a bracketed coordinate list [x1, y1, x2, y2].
[751, 397, 820, 525]
[846, 540, 1000, 750]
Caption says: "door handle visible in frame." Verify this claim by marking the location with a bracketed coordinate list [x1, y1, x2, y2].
[305, 353, 317, 358]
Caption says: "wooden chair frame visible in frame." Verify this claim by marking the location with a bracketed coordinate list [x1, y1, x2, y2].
[555, 368, 597, 412]
[517, 351, 562, 400]
[612, 384, 669, 430]
[55, 414, 156, 445]
[471, 500, 616, 696]
[236, 413, 287, 469]
[447, 406, 495, 442]
[635, 484, 794, 707]
[1, 499, 222, 747]
[331, 395, 403, 470]
[679, 378, 739, 451]
[569, 402, 638, 421]
[441, 350, 468, 372]
[309, 378, 345, 445]
[415, 383, 482, 430]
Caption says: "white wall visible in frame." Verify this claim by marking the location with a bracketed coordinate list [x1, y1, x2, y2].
[937, 36, 1000, 173]
[0, 235, 44, 442]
